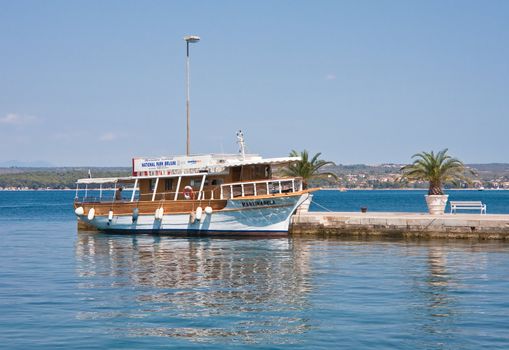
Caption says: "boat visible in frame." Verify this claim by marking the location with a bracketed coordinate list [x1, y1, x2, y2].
[74, 132, 314, 236]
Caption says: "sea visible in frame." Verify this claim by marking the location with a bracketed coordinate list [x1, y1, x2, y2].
[1, 190, 508, 349]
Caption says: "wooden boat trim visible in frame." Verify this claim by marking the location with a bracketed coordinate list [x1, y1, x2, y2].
[74, 189, 314, 216]
[228, 188, 318, 200]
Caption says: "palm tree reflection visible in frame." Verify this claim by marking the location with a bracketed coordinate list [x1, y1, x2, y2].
[426, 246, 454, 317]
[75, 233, 312, 343]
[408, 244, 459, 345]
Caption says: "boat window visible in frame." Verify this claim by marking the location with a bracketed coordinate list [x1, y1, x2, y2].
[165, 179, 173, 191]
[190, 179, 201, 188]
[231, 167, 242, 181]
[149, 179, 157, 191]
[211, 179, 223, 186]
[254, 165, 267, 179]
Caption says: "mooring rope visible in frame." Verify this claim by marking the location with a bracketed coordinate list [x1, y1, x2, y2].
[310, 200, 334, 212]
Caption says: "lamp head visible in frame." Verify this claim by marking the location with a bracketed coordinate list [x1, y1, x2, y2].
[184, 35, 200, 43]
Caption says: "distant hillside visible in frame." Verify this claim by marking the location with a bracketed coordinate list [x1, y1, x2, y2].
[329, 163, 509, 174]
[467, 163, 509, 172]
[0, 167, 131, 189]
[312, 163, 509, 189]
[1, 163, 508, 190]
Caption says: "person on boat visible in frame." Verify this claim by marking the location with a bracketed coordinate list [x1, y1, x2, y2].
[115, 187, 123, 201]
[265, 165, 272, 178]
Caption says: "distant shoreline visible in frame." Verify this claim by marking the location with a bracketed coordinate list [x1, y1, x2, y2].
[1, 188, 507, 192]
[0, 188, 76, 191]
[318, 188, 508, 191]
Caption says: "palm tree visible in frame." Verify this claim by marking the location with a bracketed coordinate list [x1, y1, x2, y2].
[401, 149, 474, 195]
[282, 150, 338, 189]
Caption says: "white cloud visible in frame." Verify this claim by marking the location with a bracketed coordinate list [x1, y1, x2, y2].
[325, 74, 336, 81]
[0, 113, 38, 125]
[99, 132, 118, 141]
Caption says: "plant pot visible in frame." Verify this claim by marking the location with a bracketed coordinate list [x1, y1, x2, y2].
[360, 207, 368, 213]
[425, 194, 449, 215]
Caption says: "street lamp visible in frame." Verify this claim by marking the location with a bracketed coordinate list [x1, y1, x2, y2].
[184, 35, 200, 156]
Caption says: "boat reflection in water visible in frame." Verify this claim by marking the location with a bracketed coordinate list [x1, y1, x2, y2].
[74, 232, 312, 343]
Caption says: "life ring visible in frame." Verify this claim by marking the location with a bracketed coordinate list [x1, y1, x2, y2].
[183, 186, 194, 200]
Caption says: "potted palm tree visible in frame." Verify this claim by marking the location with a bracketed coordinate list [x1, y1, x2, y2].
[401, 149, 473, 215]
[282, 150, 338, 213]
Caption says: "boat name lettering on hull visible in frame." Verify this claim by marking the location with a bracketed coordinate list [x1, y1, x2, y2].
[241, 200, 276, 208]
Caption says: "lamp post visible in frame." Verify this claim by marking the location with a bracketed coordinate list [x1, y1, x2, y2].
[184, 35, 200, 156]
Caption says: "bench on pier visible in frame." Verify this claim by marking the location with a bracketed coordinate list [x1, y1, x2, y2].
[450, 201, 487, 214]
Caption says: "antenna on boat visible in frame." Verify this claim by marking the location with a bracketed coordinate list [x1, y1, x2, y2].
[237, 130, 246, 160]
[184, 35, 200, 156]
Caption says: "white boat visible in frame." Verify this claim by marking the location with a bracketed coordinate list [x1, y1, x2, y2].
[74, 133, 314, 236]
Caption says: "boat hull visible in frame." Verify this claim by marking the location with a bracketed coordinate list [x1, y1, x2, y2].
[76, 193, 310, 235]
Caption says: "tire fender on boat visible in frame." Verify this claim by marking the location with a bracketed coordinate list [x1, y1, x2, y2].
[154, 207, 164, 220]
[87, 208, 95, 221]
[189, 211, 196, 224]
[108, 210, 113, 221]
[132, 208, 139, 222]
[75, 207, 84, 216]
[204, 206, 213, 215]
[196, 207, 203, 221]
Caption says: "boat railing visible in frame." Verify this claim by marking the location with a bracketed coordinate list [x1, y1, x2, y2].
[138, 190, 214, 202]
[75, 195, 114, 203]
[75, 190, 214, 204]
[74, 192, 139, 204]
[75, 178, 303, 203]
[219, 177, 303, 199]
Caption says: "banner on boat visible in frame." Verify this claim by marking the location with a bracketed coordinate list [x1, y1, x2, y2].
[132, 156, 215, 176]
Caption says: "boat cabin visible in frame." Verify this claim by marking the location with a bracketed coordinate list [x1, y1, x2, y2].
[75, 154, 303, 204]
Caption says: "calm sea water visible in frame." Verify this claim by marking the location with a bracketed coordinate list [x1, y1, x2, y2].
[310, 189, 509, 214]
[1, 190, 509, 349]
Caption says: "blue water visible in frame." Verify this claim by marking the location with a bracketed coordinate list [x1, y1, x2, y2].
[1, 191, 509, 349]
[310, 189, 509, 214]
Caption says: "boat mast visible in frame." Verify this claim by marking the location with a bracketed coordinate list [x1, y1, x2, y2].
[237, 130, 246, 160]
[184, 35, 200, 156]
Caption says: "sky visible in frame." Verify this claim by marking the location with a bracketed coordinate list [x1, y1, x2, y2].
[0, 0, 508, 166]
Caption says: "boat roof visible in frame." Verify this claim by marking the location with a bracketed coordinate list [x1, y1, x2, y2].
[131, 154, 299, 177]
[76, 177, 133, 184]
[224, 156, 300, 167]
[76, 154, 300, 184]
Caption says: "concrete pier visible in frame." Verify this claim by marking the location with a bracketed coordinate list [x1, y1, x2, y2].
[291, 212, 509, 239]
